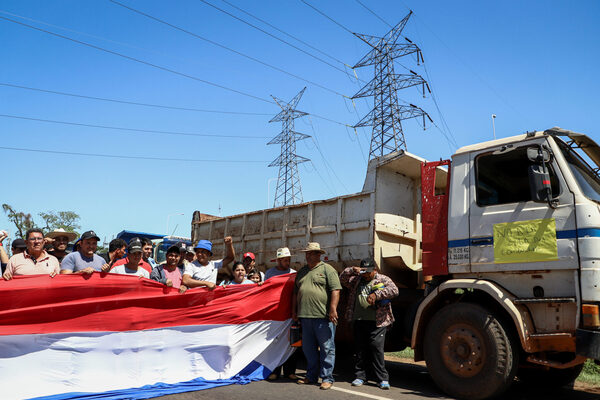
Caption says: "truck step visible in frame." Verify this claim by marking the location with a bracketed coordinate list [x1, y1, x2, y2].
[514, 297, 576, 304]
[528, 332, 573, 339]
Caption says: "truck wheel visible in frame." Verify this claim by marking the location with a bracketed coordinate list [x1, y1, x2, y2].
[424, 303, 518, 400]
[517, 362, 584, 388]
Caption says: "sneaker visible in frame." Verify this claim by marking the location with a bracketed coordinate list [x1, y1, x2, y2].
[379, 381, 390, 390]
[320, 381, 333, 390]
[351, 379, 364, 387]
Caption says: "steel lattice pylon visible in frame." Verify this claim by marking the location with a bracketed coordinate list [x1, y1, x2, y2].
[352, 11, 431, 159]
[268, 87, 310, 207]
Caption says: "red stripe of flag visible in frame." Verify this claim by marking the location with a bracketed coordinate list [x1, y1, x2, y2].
[0, 273, 294, 335]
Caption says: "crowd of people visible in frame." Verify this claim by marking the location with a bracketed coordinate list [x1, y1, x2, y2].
[0, 228, 399, 391]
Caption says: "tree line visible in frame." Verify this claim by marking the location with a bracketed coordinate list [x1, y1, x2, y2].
[2, 204, 81, 239]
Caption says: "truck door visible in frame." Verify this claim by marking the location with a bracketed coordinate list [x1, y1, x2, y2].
[468, 139, 578, 273]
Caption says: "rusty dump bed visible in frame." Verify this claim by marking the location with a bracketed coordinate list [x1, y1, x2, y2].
[192, 151, 447, 285]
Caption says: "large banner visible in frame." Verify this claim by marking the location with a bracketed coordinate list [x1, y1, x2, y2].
[0, 273, 295, 400]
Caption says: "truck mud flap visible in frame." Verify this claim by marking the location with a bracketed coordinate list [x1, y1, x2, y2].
[576, 328, 600, 361]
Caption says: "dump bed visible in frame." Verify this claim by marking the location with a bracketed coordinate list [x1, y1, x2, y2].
[192, 151, 447, 285]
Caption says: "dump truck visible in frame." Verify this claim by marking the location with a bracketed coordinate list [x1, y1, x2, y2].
[191, 127, 600, 399]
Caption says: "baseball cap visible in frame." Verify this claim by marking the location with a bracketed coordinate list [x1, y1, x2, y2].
[80, 230, 100, 241]
[11, 238, 26, 249]
[166, 244, 181, 255]
[360, 259, 376, 272]
[128, 239, 143, 253]
[243, 252, 255, 260]
[276, 247, 291, 259]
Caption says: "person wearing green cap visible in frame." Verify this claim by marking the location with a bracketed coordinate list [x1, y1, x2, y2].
[339, 259, 399, 390]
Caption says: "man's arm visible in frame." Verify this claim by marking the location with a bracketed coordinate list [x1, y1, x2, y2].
[339, 266, 360, 289]
[149, 267, 167, 285]
[2, 259, 14, 280]
[60, 254, 74, 274]
[221, 236, 235, 267]
[182, 274, 216, 290]
[374, 274, 399, 300]
[328, 290, 340, 325]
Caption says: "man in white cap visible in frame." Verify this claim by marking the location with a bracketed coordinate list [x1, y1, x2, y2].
[293, 242, 341, 390]
[45, 228, 78, 264]
[265, 247, 296, 280]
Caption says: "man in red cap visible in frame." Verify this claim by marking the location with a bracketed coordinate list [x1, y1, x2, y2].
[242, 251, 264, 281]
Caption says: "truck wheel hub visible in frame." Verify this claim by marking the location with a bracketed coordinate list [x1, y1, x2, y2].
[441, 324, 485, 378]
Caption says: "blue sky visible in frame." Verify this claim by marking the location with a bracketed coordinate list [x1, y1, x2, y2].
[1, 0, 598, 244]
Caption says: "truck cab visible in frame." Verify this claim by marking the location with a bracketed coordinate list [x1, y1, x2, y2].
[415, 128, 600, 399]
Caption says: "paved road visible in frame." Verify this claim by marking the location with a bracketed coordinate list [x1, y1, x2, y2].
[156, 356, 599, 400]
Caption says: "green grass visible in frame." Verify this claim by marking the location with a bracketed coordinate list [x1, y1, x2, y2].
[386, 348, 414, 359]
[579, 360, 600, 386]
[386, 349, 599, 387]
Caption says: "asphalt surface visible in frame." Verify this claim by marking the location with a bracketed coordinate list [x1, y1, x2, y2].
[155, 355, 599, 400]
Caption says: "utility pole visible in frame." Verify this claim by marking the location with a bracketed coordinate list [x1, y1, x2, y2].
[268, 87, 310, 207]
[352, 11, 432, 160]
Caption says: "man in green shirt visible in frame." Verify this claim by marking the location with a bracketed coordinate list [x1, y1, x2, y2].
[292, 242, 341, 390]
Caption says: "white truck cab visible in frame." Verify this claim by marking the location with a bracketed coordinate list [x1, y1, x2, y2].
[414, 128, 600, 399]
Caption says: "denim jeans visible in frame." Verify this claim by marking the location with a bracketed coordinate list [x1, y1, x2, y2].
[300, 318, 336, 383]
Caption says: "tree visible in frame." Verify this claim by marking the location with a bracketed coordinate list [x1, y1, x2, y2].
[39, 211, 81, 234]
[2, 204, 36, 239]
[2, 204, 81, 239]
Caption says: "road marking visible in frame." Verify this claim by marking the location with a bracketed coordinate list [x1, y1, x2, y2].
[330, 386, 393, 400]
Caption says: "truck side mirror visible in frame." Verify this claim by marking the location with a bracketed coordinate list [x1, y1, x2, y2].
[528, 164, 552, 203]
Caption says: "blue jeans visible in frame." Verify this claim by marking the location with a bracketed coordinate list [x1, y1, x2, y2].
[300, 318, 336, 383]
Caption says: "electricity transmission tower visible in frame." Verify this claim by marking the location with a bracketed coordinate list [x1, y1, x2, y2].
[352, 11, 432, 160]
[268, 87, 310, 207]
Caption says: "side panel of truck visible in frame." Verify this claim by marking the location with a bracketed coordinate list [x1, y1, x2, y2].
[192, 152, 446, 285]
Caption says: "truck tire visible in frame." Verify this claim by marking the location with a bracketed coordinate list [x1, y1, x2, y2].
[517, 362, 584, 389]
[424, 303, 518, 400]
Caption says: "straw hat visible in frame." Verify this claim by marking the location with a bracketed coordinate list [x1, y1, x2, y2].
[46, 228, 78, 242]
[276, 247, 291, 258]
[300, 242, 325, 254]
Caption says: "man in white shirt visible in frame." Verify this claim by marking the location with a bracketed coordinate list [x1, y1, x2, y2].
[182, 236, 235, 289]
[110, 239, 150, 279]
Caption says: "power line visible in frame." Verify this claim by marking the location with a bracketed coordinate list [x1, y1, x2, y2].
[220, 0, 349, 67]
[354, 0, 392, 28]
[0, 113, 271, 139]
[0, 145, 269, 163]
[0, 15, 274, 105]
[197, 0, 355, 77]
[0, 82, 271, 116]
[298, 0, 354, 36]
[110, 0, 348, 97]
[0, 16, 352, 128]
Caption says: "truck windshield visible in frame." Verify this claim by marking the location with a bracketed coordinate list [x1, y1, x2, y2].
[557, 139, 600, 203]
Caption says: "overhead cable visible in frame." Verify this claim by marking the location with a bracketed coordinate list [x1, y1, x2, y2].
[0, 16, 351, 127]
[0, 145, 269, 163]
[354, 0, 392, 28]
[197, 0, 355, 77]
[0, 15, 274, 105]
[298, 0, 354, 36]
[0, 113, 271, 139]
[220, 0, 349, 67]
[110, 0, 347, 97]
[0, 82, 271, 115]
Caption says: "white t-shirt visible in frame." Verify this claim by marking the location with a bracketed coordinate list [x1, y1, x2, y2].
[183, 259, 224, 283]
[111, 264, 150, 278]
